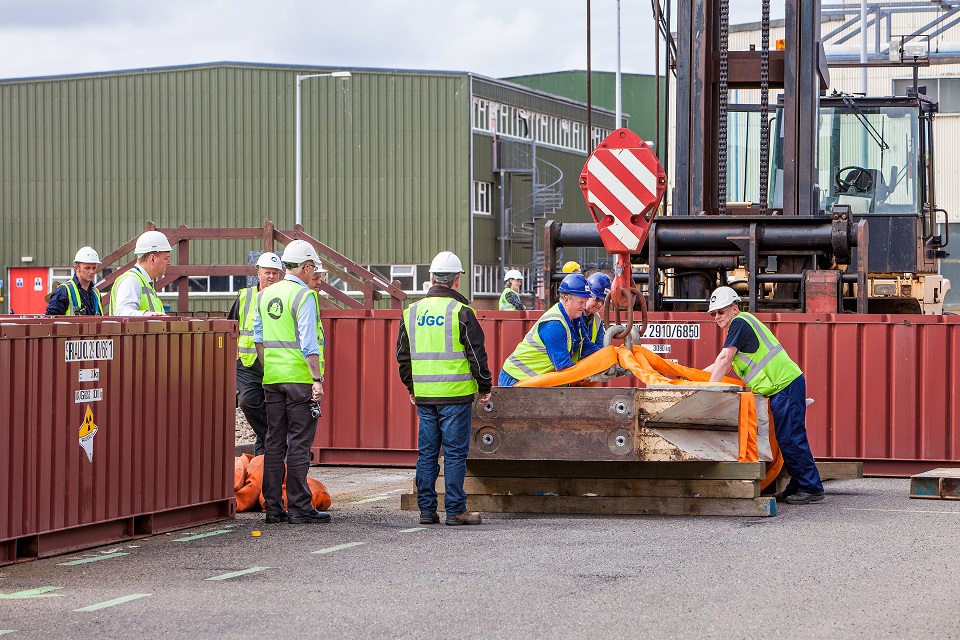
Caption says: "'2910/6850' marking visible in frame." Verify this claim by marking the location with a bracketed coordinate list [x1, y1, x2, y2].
[640, 324, 700, 340]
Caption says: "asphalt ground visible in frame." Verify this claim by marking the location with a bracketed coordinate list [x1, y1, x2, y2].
[1, 469, 959, 639]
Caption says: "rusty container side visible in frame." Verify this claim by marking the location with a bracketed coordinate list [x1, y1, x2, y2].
[311, 309, 960, 475]
[0, 316, 236, 566]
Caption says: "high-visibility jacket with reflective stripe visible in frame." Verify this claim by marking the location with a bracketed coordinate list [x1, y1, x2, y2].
[258, 279, 315, 385]
[501, 303, 571, 381]
[499, 287, 521, 311]
[62, 280, 103, 316]
[237, 286, 259, 367]
[403, 297, 478, 398]
[309, 290, 326, 377]
[109, 267, 162, 314]
[575, 312, 602, 362]
[730, 312, 802, 396]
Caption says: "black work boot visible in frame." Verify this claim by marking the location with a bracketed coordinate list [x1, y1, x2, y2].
[419, 512, 440, 524]
[785, 492, 825, 505]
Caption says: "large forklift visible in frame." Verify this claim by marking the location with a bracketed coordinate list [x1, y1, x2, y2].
[546, 0, 950, 314]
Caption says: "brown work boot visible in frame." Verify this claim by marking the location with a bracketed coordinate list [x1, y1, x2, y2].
[445, 511, 482, 526]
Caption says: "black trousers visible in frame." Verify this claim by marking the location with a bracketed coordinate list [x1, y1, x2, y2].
[236, 359, 269, 456]
[262, 382, 318, 517]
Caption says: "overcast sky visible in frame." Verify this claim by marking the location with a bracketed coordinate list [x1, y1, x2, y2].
[0, 1, 782, 81]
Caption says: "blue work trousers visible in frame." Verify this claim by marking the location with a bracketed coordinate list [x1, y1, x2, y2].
[769, 374, 824, 495]
[415, 402, 473, 516]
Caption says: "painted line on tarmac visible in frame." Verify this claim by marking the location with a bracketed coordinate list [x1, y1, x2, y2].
[0, 631, 16, 635]
[312, 542, 366, 555]
[74, 593, 151, 612]
[0, 587, 63, 600]
[349, 496, 391, 504]
[205, 567, 272, 581]
[172, 529, 233, 542]
[58, 552, 129, 566]
[840, 507, 960, 515]
[399, 527, 426, 533]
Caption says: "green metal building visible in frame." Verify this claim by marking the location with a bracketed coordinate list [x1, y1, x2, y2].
[504, 70, 666, 149]
[0, 62, 618, 313]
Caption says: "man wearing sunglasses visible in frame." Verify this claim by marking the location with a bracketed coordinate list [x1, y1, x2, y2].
[704, 286, 824, 505]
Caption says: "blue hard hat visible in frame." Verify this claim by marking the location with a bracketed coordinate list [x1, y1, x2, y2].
[587, 272, 612, 300]
[558, 273, 591, 298]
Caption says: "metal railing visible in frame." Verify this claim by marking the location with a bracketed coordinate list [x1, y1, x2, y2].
[97, 221, 407, 312]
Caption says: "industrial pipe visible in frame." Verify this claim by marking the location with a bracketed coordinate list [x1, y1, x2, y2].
[555, 219, 857, 252]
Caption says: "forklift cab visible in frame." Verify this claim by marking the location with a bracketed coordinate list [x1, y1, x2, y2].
[768, 94, 945, 275]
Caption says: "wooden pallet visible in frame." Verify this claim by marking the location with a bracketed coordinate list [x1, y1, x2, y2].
[910, 468, 960, 500]
[399, 459, 776, 517]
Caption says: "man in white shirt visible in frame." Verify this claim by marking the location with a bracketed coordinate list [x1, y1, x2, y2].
[109, 230, 172, 316]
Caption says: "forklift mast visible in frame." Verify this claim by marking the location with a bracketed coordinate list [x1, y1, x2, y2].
[547, 0, 950, 314]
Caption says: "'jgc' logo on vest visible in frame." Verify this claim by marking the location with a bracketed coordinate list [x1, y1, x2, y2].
[417, 312, 445, 327]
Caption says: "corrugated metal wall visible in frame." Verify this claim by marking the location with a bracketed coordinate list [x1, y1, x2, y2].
[0, 64, 472, 305]
[503, 71, 666, 143]
[0, 316, 236, 564]
[306, 71, 471, 265]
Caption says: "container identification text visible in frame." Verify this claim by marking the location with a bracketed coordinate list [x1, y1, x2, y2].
[640, 324, 700, 340]
[65, 339, 114, 362]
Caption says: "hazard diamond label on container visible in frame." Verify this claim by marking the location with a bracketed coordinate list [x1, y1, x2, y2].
[580, 128, 666, 254]
[78, 405, 98, 462]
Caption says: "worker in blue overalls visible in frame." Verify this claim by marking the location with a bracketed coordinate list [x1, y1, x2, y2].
[705, 286, 824, 504]
[499, 273, 599, 386]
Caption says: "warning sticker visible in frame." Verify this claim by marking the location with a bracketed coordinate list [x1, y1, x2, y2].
[78, 406, 98, 462]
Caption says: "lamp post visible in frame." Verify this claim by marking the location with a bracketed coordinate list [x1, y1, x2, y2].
[295, 70, 352, 227]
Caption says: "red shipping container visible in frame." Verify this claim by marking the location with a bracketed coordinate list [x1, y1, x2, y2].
[0, 316, 236, 566]
[314, 309, 960, 476]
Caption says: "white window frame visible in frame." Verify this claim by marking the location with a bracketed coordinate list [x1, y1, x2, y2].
[471, 97, 612, 154]
[473, 180, 493, 215]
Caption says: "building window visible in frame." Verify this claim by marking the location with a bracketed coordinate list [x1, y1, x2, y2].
[473, 180, 493, 215]
[391, 265, 416, 292]
[893, 77, 960, 113]
[473, 264, 531, 296]
[472, 96, 612, 154]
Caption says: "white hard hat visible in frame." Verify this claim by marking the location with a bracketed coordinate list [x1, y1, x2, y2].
[256, 252, 282, 269]
[504, 269, 523, 282]
[281, 240, 320, 266]
[74, 246, 101, 264]
[429, 251, 464, 274]
[708, 286, 742, 312]
[135, 230, 172, 255]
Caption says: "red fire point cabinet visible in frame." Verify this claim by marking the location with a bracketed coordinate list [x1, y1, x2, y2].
[0, 316, 237, 566]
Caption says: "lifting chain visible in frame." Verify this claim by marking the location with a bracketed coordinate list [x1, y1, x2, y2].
[717, 0, 730, 215]
[758, 0, 771, 214]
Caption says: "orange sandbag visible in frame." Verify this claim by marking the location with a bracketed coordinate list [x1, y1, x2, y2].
[257, 474, 333, 512]
[307, 477, 332, 511]
[234, 453, 253, 491]
[235, 454, 265, 512]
